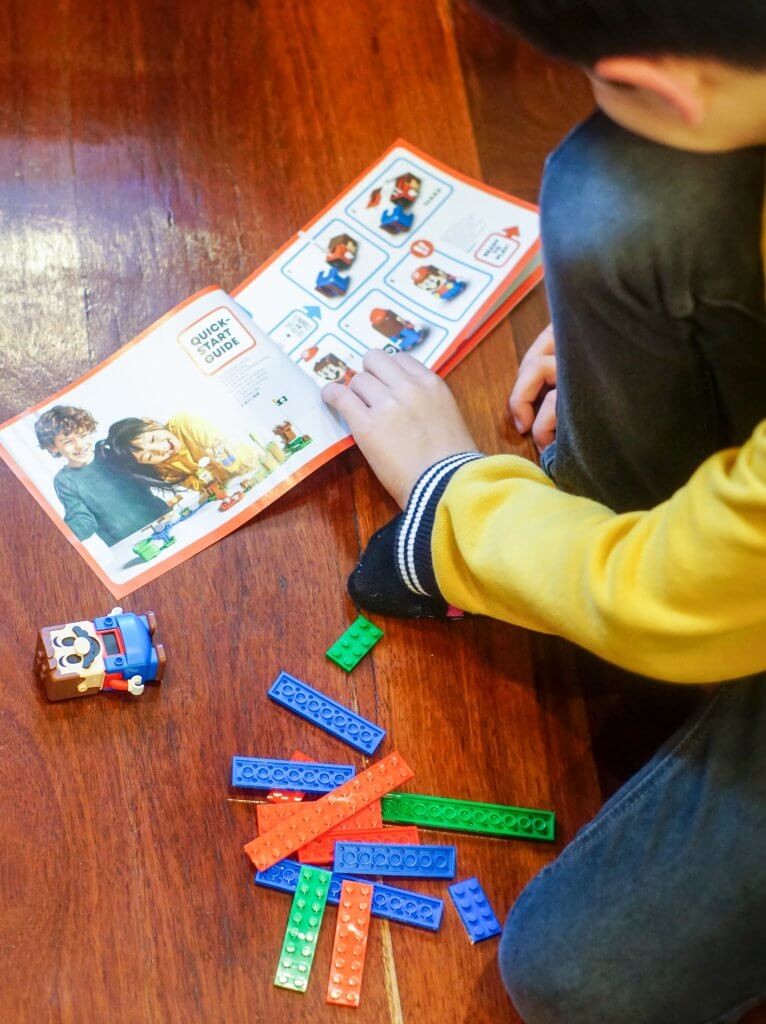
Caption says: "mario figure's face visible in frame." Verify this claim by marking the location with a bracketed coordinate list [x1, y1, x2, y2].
[399, 174, 420, 197]
[416, 268, 449, 293]
[315, 356, 349, 383]
[36, 620, 106, 699]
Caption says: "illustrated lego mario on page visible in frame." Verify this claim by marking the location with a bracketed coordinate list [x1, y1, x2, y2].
[233, 139, 542, 388]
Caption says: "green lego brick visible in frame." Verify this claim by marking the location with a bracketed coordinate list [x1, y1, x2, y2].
[273, 865, 331, 992]
[326, 616, 383, 672]
[381, 792, 555, 842]
[285, 435, 312, 454]
[132, 536, 176, 562]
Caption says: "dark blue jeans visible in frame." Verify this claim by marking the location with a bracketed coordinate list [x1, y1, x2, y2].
[541, 113, 766, 512]
[500, 113, 766, 1023]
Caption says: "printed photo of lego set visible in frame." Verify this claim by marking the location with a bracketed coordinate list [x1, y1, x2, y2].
[0, 141, 541, 598]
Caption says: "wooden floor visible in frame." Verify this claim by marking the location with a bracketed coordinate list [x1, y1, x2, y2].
[0, 2, 762, 1022]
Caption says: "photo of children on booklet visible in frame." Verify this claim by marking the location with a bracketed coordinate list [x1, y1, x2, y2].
[35, 404, 172, 548]
[31, 386, 320, 574]
[35, 404, 306, 555]
[0, 288, 344, 596]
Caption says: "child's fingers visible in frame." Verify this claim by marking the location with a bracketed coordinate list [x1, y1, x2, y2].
[529, 323, 555, 357]
[509, 354, 557, 433]
[362, 348, 412, 386]
[321, 382, 371, 429]
[348, 371, 391, 408]
[532, 388, 557, 452]
[391, 352, 432, 379]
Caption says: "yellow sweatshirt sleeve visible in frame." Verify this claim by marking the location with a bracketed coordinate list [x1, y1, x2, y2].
[431, 421, 766, 683]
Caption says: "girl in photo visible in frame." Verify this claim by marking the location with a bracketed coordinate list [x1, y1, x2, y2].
[102, 413, 258, 493]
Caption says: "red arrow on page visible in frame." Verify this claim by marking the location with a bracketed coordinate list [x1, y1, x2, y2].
[503, 226, 520, 239]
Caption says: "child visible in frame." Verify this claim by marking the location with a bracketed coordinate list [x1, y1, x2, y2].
[102, 413, 258, 493]
[35, 405, 170, 546]
[322, 3, 766, 1021]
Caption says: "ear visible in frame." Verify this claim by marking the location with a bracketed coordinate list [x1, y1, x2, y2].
[594, 57, 706, 125]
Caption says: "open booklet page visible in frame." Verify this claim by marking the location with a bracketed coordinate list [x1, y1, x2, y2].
[233, 140, 541, 385]
[0, 140, 541, 598]
[0, 287, 351, 597]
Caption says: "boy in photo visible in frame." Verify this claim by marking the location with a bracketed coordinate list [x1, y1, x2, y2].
[35, 405, 170, 546]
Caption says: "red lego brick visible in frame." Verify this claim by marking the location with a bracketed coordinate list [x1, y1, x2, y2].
[299, 825, 419, 865]
[257, 802, 301, 833]
[258, 800, 383, 836]
[244, 751, 413, 872]
[326, 880, 373, 1008]
[266, 749, 312, 804]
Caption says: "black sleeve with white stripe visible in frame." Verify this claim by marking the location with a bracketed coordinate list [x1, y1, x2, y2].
[395, 452, 484, 597]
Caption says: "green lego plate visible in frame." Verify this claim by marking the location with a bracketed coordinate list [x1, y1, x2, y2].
[273, 865, 331, 992]
[381, 792, 555, 842]
[326, 615, 384, 672]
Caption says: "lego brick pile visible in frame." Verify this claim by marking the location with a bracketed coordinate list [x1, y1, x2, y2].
[234, 616, 555, 1008]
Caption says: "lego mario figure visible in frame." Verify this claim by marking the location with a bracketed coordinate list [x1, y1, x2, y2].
[391, 173, 421, 208]
[411, 264, 468, 301]
[369, 308, 429, 352]
[35, 607, 165, 701]
[326, 233, 358, 269]
[313, 352, 356, 386]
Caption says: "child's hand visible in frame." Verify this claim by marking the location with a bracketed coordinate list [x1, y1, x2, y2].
[509, 324, 557, 452]
[321, 350, 478, 509]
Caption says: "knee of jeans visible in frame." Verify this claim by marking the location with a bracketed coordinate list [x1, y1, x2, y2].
[540, 116, 648, 281]
[499, 891, 577, 1024]
[498, 874, 635, 1024]
[540, 169, 658, 308]
[540, 112, 764, 315]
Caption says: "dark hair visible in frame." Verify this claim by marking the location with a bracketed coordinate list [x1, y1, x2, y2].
[99, 417, 177, 492]
[35, 406, 97, 454]
[476, 0, 766, 69]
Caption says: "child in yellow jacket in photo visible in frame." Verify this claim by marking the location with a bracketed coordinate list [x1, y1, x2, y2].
[103, 413, 259, 493]
[323, 1, 766, 1021]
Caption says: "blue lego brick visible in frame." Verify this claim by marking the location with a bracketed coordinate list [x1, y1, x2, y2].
[231, 756, 354, 793]
[254, 858, 306, 895]
[439, 280, 467, 301]
[267, 671, 386, 756]
[93, 611, 157, 682]
[364, 879, 444, 931]
[394, 327, 424, 351]
[254, 859, 444, 932]
[315, 267, 350, 297]
[333, 841, 457, 879]
[448, 877, 502, 943]
[380, 206, 414, 234]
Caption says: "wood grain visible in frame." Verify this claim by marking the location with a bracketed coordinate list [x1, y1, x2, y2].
[1, 1, 756, 1023]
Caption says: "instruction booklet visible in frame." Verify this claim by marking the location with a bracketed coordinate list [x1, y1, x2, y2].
[0, 140, 543, 597]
